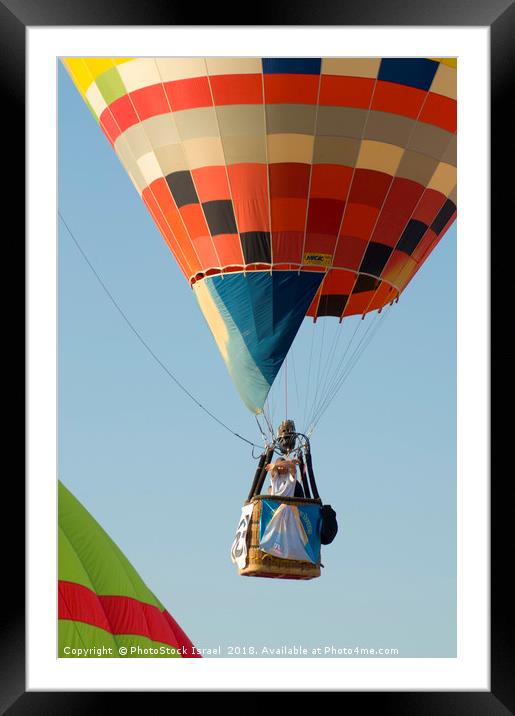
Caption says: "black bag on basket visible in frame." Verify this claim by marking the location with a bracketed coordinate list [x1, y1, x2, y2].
[320, 505, 338, 545]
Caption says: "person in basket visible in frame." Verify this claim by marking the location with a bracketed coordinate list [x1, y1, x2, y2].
[265, 457, 304, 497]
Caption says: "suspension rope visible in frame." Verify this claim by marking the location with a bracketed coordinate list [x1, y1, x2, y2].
[290, 346, 301, 415]
[262, 302, 386, 438]
[308, 319, 378, 433]
[302, 320, 317, 430]
[304, 315, 362, 432]
[310, 316, 346, 418]
[308, 307, 390, 434]
[309, 316, 369, 428]
[265, 383, 277, 436]
[254, 415, 271, 448]
[262, 400, 275, 439]
[59, 211, 261, 449]
[285, 355, 288, 420]
[307, 315, 327, 431]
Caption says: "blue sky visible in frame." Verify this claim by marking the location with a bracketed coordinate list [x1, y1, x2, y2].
[58, 61, 456, 657]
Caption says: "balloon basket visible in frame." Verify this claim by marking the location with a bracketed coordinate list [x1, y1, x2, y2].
[239, 496, 321, 580]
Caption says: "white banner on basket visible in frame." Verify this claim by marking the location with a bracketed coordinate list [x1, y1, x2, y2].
[230, 503, 254, 570]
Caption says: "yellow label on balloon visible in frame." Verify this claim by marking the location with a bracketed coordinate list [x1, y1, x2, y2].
[303, 253, 332, 266]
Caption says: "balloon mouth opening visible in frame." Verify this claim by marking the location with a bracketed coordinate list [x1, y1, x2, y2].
[190, 265, 275, 286]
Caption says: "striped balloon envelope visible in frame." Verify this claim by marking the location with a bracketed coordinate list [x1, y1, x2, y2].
[58, 481, 200, 657]
[63, 57, 456, 414]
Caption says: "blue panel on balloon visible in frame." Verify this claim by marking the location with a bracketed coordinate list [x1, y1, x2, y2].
[378, 58, 439, 91]
[262, 58, 322, 75]
[209, 271, 323, 388]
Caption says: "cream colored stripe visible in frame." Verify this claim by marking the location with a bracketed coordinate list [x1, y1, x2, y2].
[429, 62, 457, 100]
[356, 140, 404, 174]
[172, 106, 220, 141]
[137, 152, 163, 185]
[116, 58, 162, 92]
[205, 57, 261, 75]
[153, 144, 189, 176]
[114, 115, 185, 179]
[321, 58, 381, 78]
[85, 82, 107, 118]
[194, 281, 229, 361]
[427, 162, 456, 195]
[216, 104, 265, 136]
[155, 58, 206, 82]
[219, 135, 267, 165]
[267, 134, 314, 164]
[181, 137, 226, 170]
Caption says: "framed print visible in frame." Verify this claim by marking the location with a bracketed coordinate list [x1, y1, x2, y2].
[8, 0, 511, 710]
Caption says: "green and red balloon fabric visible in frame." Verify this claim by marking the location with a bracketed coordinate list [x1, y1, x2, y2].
[58, 481, 200, 657]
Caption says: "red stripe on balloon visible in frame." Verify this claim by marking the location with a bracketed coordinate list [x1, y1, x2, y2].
[319, 75, 375, 109]
[209, 73, 263, 105]
[59, 579, 110, 631]
[419, 92, 457, 133]
[58, 580, 200, 657]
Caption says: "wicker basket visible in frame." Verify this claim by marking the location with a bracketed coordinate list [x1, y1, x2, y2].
[239, 496, 322, 580]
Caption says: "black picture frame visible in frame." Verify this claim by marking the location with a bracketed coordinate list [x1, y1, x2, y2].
[9, 0, 510, 711]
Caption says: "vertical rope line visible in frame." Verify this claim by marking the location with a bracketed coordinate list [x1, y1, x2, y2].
[255, 415, 269, 445]
[302, 320, 317, 431]
[290, 342, 301, 415]
[285, 355, 288, 420]
[310, 306, 390, 432]
[204, 59, 245, 269]
[261, 63, 273, 272]
[147, 58, 208, 278]
[326, 69, 381, 289]
[261, 400, 272, 439]
[308, 316, 375, 433]
[329, 69, 384, 324]
[312, 314, 378, 424]
[354, 89, 434, 260]
[412, 181, 457, 269]
[311, 317, 345, 417]
[298, 67, 323, 274]
[306, 313, 327, 428]
[306, 314, 362, 432]
[152, 58, 224, 275]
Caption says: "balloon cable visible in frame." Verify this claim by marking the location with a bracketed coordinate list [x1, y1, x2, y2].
[59, 212, 261, 449]
[308, 308, 389, 435]
[285, 355, 288, 420]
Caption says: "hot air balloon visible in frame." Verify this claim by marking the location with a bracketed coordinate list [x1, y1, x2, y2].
[62, 57, 456, 579]
[58, 481, 200, 656]
[63, 57, 456, 415]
